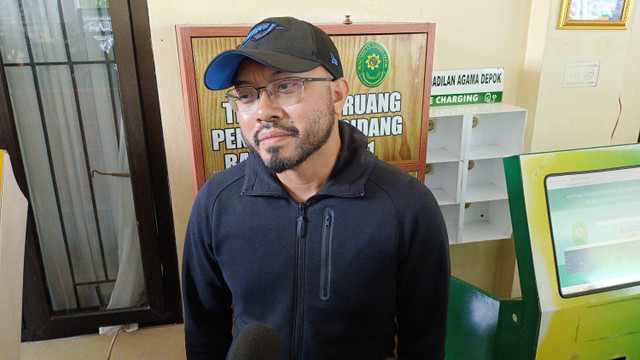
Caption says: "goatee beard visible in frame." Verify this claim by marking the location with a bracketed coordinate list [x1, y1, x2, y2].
[245, 99, 336, 174]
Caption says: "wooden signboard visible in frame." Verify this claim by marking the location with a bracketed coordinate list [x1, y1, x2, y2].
[177, 23, 435, 192]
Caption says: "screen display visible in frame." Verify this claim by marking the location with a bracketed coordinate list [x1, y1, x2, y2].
[545, 166, 640, 297]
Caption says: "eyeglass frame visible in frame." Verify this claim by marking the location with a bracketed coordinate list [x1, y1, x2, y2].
[224, 77, 335, 113]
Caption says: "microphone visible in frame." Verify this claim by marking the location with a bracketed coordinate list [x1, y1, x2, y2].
[227, 323, 283, 360]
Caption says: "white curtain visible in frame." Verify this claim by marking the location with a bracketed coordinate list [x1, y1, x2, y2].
[106, 116, 145, 309]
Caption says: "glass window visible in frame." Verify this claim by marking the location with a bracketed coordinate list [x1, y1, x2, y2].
[0, 0, 181, 340]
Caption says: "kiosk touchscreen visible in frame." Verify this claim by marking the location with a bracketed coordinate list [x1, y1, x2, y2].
[545, 166, 640, 298]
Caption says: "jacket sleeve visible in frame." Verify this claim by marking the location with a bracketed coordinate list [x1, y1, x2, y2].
[182, 187, 233, 360]
[395, 183, 451, 359]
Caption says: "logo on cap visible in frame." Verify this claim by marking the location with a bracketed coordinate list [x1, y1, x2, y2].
[356, 41, 390, 88]
[240, 22, 287, 48]
[330, 53, 339, 66]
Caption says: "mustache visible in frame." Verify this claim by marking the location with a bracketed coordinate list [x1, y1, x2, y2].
[254, 122, 300, 146]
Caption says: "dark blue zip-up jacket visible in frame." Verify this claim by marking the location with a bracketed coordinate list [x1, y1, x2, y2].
[182, 122, 450, 359]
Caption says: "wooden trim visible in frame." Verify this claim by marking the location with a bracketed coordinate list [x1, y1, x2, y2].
[419, 24, 436, 181]
[176, 26, 207, 193]
[178, 22, 434, 37]
[395, 163, 420, 172]
[493, 237, 518, 299]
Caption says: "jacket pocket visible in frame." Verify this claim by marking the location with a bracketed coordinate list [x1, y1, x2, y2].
[320, 208, 334, 300]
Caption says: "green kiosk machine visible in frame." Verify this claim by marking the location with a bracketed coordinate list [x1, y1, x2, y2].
[445, 143, 640, 360]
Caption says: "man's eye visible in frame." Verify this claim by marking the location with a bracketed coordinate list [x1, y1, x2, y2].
[237, 91, 255, 103]
[276, 81, 300, 93]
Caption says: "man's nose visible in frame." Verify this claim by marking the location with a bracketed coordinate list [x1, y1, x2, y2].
[255, 88, 281, 122]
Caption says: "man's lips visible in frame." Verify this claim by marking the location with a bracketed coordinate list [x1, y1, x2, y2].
[255, 128, 297, 147]
[259, 131, 290, 141]
[259, 133, 290, 146]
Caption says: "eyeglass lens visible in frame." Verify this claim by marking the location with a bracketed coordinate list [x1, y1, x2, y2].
[225, 77, 332, 112]
[228, 78, 303, 112]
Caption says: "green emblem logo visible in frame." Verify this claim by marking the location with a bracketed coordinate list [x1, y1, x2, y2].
[571, 221, 588, 245]
[356, 41, 390, 88]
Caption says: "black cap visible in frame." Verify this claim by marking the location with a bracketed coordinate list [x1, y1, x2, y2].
[204, 16, 343, 90]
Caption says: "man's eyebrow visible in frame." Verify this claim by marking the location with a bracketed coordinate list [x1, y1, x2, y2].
[233, 79, 250, 87]
[233, 70, 287, 87]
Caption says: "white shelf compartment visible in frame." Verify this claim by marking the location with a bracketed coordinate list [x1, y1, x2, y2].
[460, 200, 512, 243]
[426, 103, 526, 244]
[468, 110, 526, 160]
[463, 158, 508, 202]
[426, 115, 464, 163]
[440, 204, 462, 244]
[424, 161, 462, 205]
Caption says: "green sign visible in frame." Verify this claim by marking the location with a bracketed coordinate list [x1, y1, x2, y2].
[356, 41, 390, 88]
[430, 68, 504, 107]
[430, 91, 503, 106]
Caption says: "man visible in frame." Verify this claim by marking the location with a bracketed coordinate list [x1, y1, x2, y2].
[182, 16, 450, 360]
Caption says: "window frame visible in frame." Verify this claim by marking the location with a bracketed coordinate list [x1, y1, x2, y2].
[0, 0, 182, 341]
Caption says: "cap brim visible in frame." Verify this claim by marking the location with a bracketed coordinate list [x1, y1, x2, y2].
[204, 49, 322, 90]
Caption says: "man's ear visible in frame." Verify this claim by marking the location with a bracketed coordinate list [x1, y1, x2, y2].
[331, 78, 349, 116]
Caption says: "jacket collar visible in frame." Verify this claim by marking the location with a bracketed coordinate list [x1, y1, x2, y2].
[241, 121, 375, 199]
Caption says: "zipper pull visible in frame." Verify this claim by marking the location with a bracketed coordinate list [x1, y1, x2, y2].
[324, 212, 332, 229]
[297, 203, 306, 239]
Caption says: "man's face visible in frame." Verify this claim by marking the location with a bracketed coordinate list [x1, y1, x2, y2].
[233, 60, 338, 173]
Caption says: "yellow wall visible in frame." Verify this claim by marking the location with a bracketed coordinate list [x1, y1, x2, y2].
[526, 0, 640, 152]
[20, 0, 640, 357]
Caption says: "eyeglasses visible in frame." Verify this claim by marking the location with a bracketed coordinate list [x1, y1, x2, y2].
[225, 77, 334, 113]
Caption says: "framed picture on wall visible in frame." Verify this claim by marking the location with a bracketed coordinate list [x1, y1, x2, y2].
[558, 0, 634, 29]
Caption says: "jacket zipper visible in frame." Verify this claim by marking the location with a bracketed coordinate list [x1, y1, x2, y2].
[292, 202, 307, 360]
[320, 209, 334, 300]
